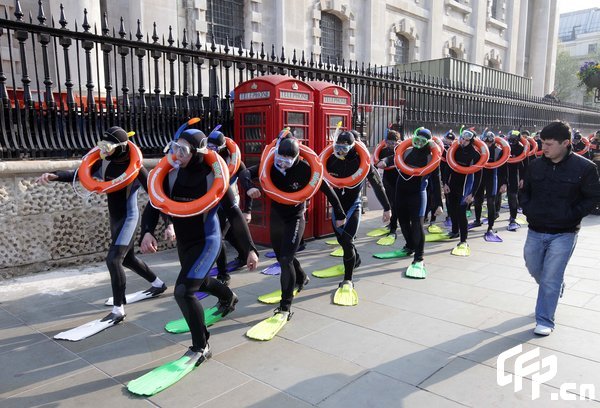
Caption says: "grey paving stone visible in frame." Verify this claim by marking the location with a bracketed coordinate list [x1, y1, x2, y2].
[217, 336, 365, 405]
[0, 324, 48, 356]
[6, 297, 103, 331]
[299, 321, 453, 386]
[0, 309, 23, 330]
[79, 332, 184, 376]
[3, 367, 149, 408]
[318, 371, 464, 408]
[197, 380, 314, 408]
[0, 338, 88, 398]
[474, 276, 538, 295]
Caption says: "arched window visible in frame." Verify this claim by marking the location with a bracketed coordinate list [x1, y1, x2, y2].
[487, 59, 500, 69]
[394, 34, 409, 64]
[491, 0, 498, 19]
[320, 13, 343, 63]
[207, 0, 244, 46]
[449, 48, 458, 58]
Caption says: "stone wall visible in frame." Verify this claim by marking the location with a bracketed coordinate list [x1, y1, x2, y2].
[0, 159, 174, 279]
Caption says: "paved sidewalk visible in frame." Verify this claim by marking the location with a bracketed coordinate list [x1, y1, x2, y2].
[1, 211, 600, 407]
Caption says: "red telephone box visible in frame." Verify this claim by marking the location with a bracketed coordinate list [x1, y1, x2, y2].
[306, 81, 352, 237]
[234, 75, 315, 245]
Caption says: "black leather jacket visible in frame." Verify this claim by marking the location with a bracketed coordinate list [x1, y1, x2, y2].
[519, 151, 600, 233]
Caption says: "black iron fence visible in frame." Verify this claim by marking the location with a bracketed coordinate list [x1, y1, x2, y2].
[0, 1, 599, 160]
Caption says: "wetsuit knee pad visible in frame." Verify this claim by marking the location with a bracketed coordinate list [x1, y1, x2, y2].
[174, 283, 190, 300]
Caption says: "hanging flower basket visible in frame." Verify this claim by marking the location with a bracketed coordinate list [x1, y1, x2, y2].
[577, 61, 600, 91]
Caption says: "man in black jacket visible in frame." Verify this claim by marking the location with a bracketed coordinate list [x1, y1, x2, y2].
[520, 121, 600, 336]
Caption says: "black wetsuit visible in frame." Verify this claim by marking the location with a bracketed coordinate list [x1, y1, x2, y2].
[445, 143, 482, 242]
[506, 141, 527, 221]
[141, 159, 257, 350]
[379, 145, 399, 233]
[473, 144, 507, 230]
[55, 159, 158, 307]
[384, 146, 440, 262]
[244, 159, 345, 311]
[215, 158, 253, 282]
[326, 149, 390, 280]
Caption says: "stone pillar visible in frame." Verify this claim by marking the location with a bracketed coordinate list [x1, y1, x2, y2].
[527, 0, 551, 96]
[428, 0, 444, 59]
[472, 0, 487, 65]
[544, 0, 559, 94]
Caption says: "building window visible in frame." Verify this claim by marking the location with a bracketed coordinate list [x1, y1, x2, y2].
[320, 13, 343, 63]
[449, 48, 458, 58]
[394, 34, 409, 64]
[207, 0, 244, 46]
[589, 44, 598, 54]
[490, 0, 498, 19]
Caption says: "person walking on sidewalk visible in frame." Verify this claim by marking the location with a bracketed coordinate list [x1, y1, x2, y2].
[520, 121, 600, 336]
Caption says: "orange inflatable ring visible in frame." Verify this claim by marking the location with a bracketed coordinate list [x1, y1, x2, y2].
[78, 141, 143, 194]
[574, 137, 590, 156]
[148, 150, 230, 217]
[507, 136, 530, 164]
[320, 141, 371, 189]
[394, 139, 441, 176]
[224, 137, 241, 176]
[447, 139, 490, 174]
[484, 136, 510, 169]
[526, 137, 538, 157]
[433, 136, 447, 162]
[589, 134, 598, 151]
[258, 140, 323, 205]
[373, 140, 395, 170]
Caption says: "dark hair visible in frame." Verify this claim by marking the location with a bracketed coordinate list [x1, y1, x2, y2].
[386, 130, 400, 142]
[539, 121, 571, 143]
[520, 130, 530, 137]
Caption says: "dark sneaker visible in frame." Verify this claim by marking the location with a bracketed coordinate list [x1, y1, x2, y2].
[273, 307, 293, 321]
[144, 283, 167, 297]
[355, 253, 362, 268]
[186, 344, 212, 366]
[216, 274, 231, 287]
[100, 312, 126, 325]
[296, 276, 310, 292]
[216, 293, 238, 317]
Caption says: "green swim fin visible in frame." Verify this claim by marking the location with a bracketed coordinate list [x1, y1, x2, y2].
[127, 347, 211, 396]
[312, 264, 344, 278]
[372, 248, 412, 259]
[164, 306, 223, 334]
[376, 233, 396, 246]
[333, 281, 358, 306]
[451, 242, 471, 256]
[406, 261, 427, 279]
[325, 238, 339, 245]
[366, 227, 389, 237]
[246, 311, 291, 341]
[427, 224, 444, 234]
[516, 216, 528, 225]
[330, 247, 344, 257]
[257, 288, 299, 304]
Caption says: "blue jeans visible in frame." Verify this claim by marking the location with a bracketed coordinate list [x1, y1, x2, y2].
[524, 230, 577, 328]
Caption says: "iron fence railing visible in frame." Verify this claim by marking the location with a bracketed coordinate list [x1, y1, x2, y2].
[0, 1, 598, 160]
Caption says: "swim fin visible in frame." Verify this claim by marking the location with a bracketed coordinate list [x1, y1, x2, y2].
[246, 310, 291, 341]
[333, 280, 358, 306]
[330, 247, 344, 257]
[372, 248, 413, 259]
[325, 238, 339, 245]
[54, 313, 125, 341]
[257, 288, 299, 304]
[265, 251, 277, 258]
[366, 227, 389, 237]
[261, 262, 281, 275]
[484, 230, 503, 242]
[376, 233, 396, 246]
[507, 221, 520, 231]
[451, 242, 471, 256]
[127, 346, 211, 396]
[312, 264, 345, 278]
[164, 306, 223, 334]
[516, 216, 528, 225]
[427, 224, 444, 234]
[405, 261, 427, 279]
